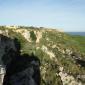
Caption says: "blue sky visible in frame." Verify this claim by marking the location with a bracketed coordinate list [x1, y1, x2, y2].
[0, 0, 85, 31]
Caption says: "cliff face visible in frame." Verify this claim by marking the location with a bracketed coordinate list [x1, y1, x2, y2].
[0, 34, 16, 65]
[0, 26, 85, 85]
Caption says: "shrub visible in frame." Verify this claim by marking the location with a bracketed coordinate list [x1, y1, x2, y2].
[30, 31, 37, 41]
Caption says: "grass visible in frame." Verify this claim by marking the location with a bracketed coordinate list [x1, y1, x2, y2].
[0, 27, 85, 84]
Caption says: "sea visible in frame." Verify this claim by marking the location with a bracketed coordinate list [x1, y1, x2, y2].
[66, 32, 85, 36]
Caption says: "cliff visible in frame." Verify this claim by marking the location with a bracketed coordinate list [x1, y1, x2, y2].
[0, 26, 85, 85]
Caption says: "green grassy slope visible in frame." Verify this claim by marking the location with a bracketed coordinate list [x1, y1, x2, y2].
[0, 26, 85, 85]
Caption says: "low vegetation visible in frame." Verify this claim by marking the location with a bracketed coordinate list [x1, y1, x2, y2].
[0, 26, 85, 85]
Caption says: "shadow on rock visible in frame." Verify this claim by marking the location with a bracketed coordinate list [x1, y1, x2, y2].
[1, 35, 41, 85]
[76, 59, 85, 67]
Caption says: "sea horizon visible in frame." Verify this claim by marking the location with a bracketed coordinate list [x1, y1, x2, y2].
[66, 32, 85, 36]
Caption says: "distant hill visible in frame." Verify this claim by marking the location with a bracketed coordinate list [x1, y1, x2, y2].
[0, 26, 85, 85]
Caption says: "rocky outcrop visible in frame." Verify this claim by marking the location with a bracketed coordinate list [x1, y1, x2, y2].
[0, 34, 16, 65]
[0, 34, 41, 85]
[59, 67, 82, 85]
[0, 65, 5, 85]
[3, 54, 41, 85]
[41, 45, 55, 59]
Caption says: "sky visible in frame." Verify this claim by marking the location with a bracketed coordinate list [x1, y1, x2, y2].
[0, 0, 85, 32]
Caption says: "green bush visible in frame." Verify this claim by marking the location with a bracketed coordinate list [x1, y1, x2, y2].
[30, 31, 37, 41]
